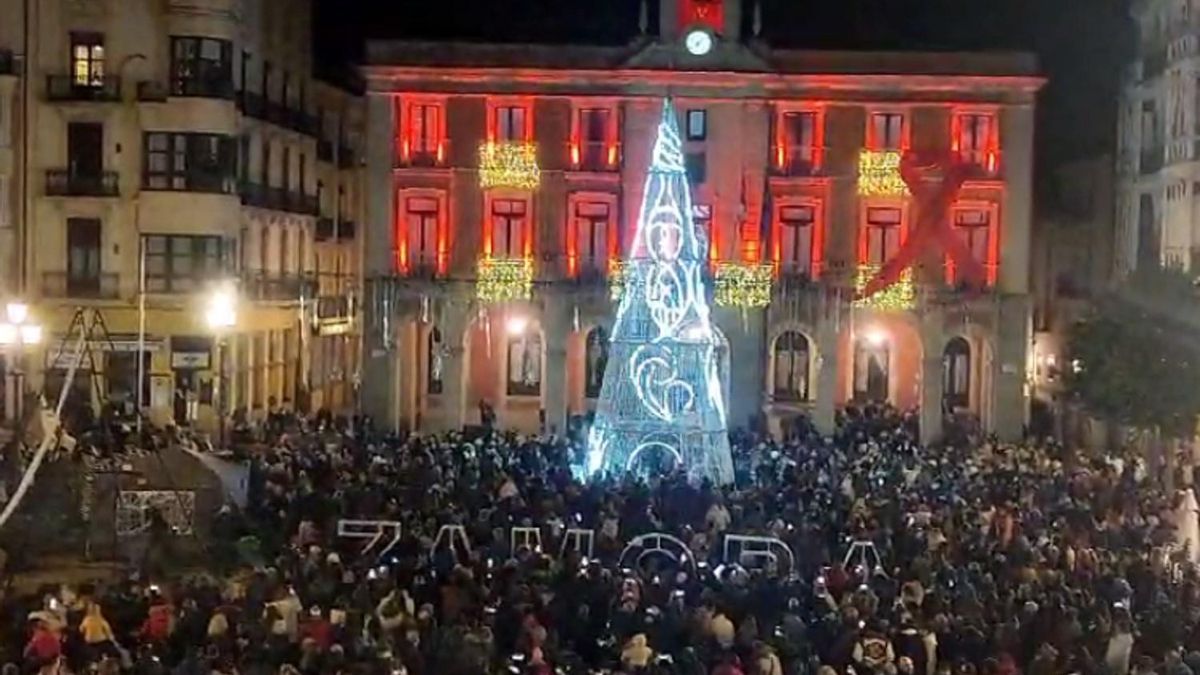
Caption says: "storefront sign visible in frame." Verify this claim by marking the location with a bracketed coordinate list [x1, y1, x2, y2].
[171, 352, 211, 370]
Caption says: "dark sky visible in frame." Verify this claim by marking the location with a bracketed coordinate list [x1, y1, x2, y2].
[314, 0, 1134, 175]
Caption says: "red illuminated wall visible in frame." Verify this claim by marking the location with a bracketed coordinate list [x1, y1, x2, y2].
[678, 0, 725, 34]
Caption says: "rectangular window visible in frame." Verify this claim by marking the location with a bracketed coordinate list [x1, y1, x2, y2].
[170, 36, 233, 97]
[578, 108, 611, 168]
[955, 112, 995, 167]
[144, 132, 237, 192]
[693, 204, 713, 258]
[778, 205, 815, 277]
[405, 197, 440, 270]
[261, 139, 270, 184]
[685, 151, 707, 184]
[71, 32, 104, 86]
[864, 207, 903, 265]
[143, 234, 229, 293]
[950, 208, 992, 283]
[282, 146, 291, 191]
[686, 109, 707, 140]
[575, 201, 611, 273]
[67, 218, 102, 295]
[491, 198, 528, 258]
[495, 105, 529, 142]
[783, 111, 818, 168]
[870, 112, 905, 150]
[409, 102, 441, 154]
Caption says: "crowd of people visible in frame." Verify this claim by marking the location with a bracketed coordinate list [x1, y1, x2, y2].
[2, 403, 1200, 675]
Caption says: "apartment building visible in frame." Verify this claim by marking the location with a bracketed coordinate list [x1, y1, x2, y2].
[0, 0, 363, 429]
[360, 0, 1043, 441]
[1117, 0, 1200, 274]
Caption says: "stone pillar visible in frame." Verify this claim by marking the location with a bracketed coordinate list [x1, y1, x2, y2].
[813, 318, 839, 437]
[360, 93, 399, 430]
[541, 297, 570, 434]
[919, 308, 945, 445]
[992, 295, 1031, 442]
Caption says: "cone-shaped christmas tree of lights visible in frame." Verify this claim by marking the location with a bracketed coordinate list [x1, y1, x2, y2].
[586, 100, 734, 485]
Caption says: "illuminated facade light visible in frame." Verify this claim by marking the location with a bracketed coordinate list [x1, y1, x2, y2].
[608, 259, 628, 302]
[476, 256, 534, 302]
[478, 141, 541, 190]
[857, 151, 910, 197]
[854, 263, 915, 311]
[714, 262, 774, 308]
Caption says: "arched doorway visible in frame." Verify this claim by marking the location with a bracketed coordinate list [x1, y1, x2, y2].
[772, 330, 811, 402]
[943, 336, 971, 412]
[426, 326, 444, 395]
[505, 321, 543, 397]
[853, 332, 891, 403]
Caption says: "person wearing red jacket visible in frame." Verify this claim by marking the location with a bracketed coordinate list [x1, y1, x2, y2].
[23, 619, 61, 670]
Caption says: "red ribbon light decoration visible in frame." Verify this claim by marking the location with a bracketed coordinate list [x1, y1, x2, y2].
[857, 151, 987, 300]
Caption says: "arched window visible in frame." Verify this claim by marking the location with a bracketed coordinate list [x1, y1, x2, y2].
[507, 329, 542, 396]
[853, 335, 890, 402]
[426, 327, 444, 395]
[773, 331, 810, 401]
[943, 337, 971, 410]
[585, 326, 609, 399]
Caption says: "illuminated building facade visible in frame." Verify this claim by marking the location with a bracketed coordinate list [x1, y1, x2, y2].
[361, 0, 1043, 442]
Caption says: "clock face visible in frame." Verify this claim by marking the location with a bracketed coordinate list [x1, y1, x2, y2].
[685, 29, 713, 56]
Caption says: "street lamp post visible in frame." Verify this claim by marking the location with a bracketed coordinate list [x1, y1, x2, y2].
[0, 302, 42, 427]
[205, 285, 237, 450]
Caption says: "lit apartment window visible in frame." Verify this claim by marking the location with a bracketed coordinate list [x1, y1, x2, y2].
[405, 197, 440, 271]
[574, 200, 611, 274]
[491, 198, 529, 257]
[778, 205, 815, 277]
[71, 32, 105, 86]
[870, 112, 905, 150]
[495, 105, 529, 142]
[863, 207, 903, 265]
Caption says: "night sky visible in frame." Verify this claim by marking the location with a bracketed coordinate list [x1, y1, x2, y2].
[314, 0, 1134, 177]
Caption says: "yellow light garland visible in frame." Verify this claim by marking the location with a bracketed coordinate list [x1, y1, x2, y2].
[857, 151, 909, 197]
[854, 263, 915, 311]
[477, 256, 533, 302]
[608, 260, 627, 302]
[714, 262, 774, 308]
[479, 141, 541, 190]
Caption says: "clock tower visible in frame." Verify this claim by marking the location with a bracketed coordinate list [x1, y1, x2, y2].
[659, 0, 743, 44]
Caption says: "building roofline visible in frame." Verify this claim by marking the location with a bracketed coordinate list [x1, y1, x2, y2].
[365, 39, 1040, 79]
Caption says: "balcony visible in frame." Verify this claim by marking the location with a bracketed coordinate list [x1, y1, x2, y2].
[317, 139, 334, 162]
[240, 181, 269, 208]
[238, 90, 265, 118]
[46, 75, 121, 102]
[570, 141, 621, 172]
[316, 217, 355, 241]
[45, 169, 119, 197]
[287, 109, 319, 136]
[136, 80, 169, 102]
[770, 146, 826, 178]
[286, 191, 319, 216]
[0, 49, 13, 76]
[1143, 48, 1168, 80]
[171, 75, 235, 100]
[405, 258, 441, 280]
[42, 272, 120, 300]
[317, 295, 353, 320]
[266, 101, 287, 126]
[241, 272, 316, 303]
[1141, 146, 1165, 175]
[337, 146, 357, 169]
[396, 140, 449, 169]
